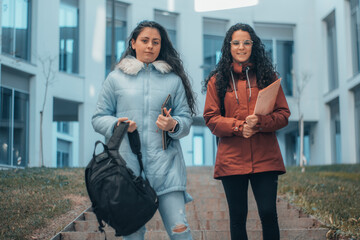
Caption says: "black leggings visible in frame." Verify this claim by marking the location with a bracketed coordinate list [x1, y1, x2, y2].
[221, 172, 279, 240]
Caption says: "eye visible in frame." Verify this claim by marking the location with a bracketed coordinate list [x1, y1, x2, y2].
[141, 39, 148, 44]
[231, 40, 240, 46]
[244, 40, 253, 46]
[153, 41, 160, 45]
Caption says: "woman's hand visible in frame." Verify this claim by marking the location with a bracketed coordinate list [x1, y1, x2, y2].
[245, 115, 258, 128]
[242, 123, 258, 138]
[116, 117, 137, 133]
[156, 108, 177, 131]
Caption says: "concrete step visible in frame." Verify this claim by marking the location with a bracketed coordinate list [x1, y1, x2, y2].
[74, 216, 320, 233]
[84, 207, 301, 222]
[53, 166, 329, 240]
[60, 228, 328, 240]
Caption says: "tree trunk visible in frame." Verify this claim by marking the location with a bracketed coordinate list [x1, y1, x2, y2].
[40, 111, 44, 167]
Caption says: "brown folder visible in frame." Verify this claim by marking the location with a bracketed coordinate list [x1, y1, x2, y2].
[161, 94, 172, 150]
[253, 78, 281, 115]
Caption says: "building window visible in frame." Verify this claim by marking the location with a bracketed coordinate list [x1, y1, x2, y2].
[59, 0, 79, 74]
[0, 87, 29, 167]
[354, 86, 360, 163]
[203, 18, 228, 79]
[154, 10, 178, 48]
[57, 139, 71, 167]
[1, 0, 31, 61]
[193, 135, 204, 165]
[329, 99, 341, 164]
[350, 0, 360, 75]
[106, 0, 128, 77]
[57, 122, 70, 134]
[325, 12, 339, 91]
[256, 24, 294, 96]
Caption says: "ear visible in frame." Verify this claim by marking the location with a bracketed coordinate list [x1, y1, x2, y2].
[131, 39, 135, 50]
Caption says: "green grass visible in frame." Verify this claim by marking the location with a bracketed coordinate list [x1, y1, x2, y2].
[278, 164, 360, 239]
[0, 167, 87, 240]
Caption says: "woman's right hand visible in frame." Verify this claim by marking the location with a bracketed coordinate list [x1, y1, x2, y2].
[242, 123, 258, 138]
[116, 117, 137, 133]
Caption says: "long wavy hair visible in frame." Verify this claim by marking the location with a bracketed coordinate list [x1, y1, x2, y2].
[202, 23, 277, 109]
[121, 20, 197, 116]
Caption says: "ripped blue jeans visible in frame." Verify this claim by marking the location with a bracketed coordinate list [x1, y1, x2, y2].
[123, 191, 193, 240]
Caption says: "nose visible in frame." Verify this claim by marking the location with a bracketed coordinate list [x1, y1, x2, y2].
[239, 42, 245, 49]
[147, 42, 154, 49]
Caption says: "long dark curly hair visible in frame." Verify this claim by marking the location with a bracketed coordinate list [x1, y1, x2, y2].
[202, 23, 277, 109]
[121, 20, 197, 116]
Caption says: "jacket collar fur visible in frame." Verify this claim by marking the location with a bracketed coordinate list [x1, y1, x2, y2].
[117, 56, 172, 75]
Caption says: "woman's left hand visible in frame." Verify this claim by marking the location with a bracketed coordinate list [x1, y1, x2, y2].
[156, 108, 177, 131]
[245, 115, 258, 128]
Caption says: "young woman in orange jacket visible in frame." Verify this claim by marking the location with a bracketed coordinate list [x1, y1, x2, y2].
[203, 23, 290, 240]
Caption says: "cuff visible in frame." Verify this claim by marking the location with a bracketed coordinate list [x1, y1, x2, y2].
[233, 119, 245, 136]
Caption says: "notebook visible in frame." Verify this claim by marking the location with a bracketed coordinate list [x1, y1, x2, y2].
[161, 94, 172, 150]
[253, 78, 281, 115]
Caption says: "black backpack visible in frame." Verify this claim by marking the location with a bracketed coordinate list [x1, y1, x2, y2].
[85, 122, 159, 237]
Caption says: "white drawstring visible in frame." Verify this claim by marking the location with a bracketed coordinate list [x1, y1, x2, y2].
[230, 71, 239, 104]
[245, 67, 251, 102]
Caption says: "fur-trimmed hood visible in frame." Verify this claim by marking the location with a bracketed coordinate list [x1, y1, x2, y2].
[117, 56, 172, 75]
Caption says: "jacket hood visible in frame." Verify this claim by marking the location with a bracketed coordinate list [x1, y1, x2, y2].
[117, 56, 172, 75]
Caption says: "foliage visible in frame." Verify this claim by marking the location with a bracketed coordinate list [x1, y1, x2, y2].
[0, 168, 86, 240]
[278, 164, 360, 239]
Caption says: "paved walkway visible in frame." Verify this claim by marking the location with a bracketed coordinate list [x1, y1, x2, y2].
[53, 166, 329, 240]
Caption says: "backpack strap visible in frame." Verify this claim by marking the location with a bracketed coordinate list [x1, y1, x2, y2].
[107, 122, 145, 175]
[107, 122, 129, 150]
[128, 130, 145, 174]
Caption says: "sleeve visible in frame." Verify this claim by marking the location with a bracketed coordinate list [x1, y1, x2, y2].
[91, 74, 119, 139]
[256, 86, 291, 132]
[203, 76, 245, 138]
[167, 77, 193, 140]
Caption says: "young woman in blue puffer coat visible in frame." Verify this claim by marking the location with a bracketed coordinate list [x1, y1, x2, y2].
[92, 20, 196, 240]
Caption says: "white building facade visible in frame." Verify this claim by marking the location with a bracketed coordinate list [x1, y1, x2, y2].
[0, 0, 359, 168]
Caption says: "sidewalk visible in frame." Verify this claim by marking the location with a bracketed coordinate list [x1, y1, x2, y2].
[52, 166, 329, 240]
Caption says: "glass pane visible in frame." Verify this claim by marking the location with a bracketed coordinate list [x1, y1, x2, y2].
[193, 135, 204, 166]
[355, 87, 360, 163]
[203, 34, 223, 79]
[13, 91, 29, 167]
[57, 139, 71, 167]
[326, 13, 338, 91]
[14, 0, 30, 60]
[2, 0, 15, 55]
[350, 0, 360, 74]
[0, 88, 12, 165]
[105, 0, 127, 77]
[59, 0, 79, 74]
[263, 39, 273, 63]
[115, 21, 126, 62]
[167, 29, 177, 49]
[277, 40, 294, 96]
[330, 100, 341, 163]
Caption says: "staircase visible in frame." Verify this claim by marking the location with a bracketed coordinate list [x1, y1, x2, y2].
[52, 166, 328, 240]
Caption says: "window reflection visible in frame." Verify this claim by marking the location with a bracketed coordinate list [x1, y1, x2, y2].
[1, 0, 31, 60]
[59, 0, 79, 74]
[106, 0, 128, 77]
[0, 87, 29, 167]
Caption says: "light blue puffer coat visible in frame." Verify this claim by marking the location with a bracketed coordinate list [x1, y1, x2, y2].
[92, 56, 193, 203]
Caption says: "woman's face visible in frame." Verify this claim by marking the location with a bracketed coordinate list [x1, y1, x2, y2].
[230, 30, 252, 64]
[131, 27, 161, 64]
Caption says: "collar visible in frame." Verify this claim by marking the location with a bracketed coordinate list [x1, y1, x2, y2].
[232, 62, 253, 74]
[117, 56, 172, 75]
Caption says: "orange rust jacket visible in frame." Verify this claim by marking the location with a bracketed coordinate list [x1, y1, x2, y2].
[203, 66, 290, 179]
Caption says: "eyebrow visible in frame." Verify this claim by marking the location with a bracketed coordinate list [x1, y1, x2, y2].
[139, 37, 161, 41]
